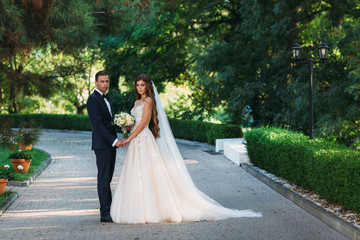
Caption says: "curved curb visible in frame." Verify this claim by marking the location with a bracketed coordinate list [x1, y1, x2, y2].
[0, 152, 52, 216]
[8, 154, 52, 187]
[0, 192, 18, 216]
[242, 163, 360, 240]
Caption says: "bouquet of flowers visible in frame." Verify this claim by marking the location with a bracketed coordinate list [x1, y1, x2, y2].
[114, 112, 135, 138]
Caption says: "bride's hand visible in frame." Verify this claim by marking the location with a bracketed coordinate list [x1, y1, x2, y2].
[123, 138, 131, 148]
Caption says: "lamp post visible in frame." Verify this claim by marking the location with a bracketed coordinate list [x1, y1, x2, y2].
[291, 42, 330, 139]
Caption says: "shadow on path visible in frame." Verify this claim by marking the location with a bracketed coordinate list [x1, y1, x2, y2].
[0, 130, 348, 240]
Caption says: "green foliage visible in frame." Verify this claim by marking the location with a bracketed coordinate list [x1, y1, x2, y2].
[0, 0, 98, 57]
[0, 114, 91, 131]
[99, 1, 195, 93]
[18, 47, 103, 114]
[108, 89, 136, 116]
[183, 0, 360, 148]
[0, 165, 13, 180]
[245, 127, 360, 212]
[0, 120, 14, 146]
[8, 149, 32, 160]
[0, 145, 49, 182]
[1, 0, 359, 149]
[318, 120, 360, 150]
[14, 125, 40, 145]
[169, 119, 242, 145]
[0, 0, 111, 113]
[0, 191, 15, 203]
[0, 113, 240, 144]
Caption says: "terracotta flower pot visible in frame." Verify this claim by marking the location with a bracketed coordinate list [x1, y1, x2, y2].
[0, 179, 8, 195]
[17, 142, 32, 150]
[11, 159, 32, 173]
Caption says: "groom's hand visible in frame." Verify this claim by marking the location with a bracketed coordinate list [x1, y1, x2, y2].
[115, 140, 124, 148]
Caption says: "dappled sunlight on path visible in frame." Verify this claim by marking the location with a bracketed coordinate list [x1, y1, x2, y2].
[0, 130, 348, 240]
[0, 131, 107, 238]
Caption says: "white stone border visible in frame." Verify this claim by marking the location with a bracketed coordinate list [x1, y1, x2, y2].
[242, 163, 360, 240]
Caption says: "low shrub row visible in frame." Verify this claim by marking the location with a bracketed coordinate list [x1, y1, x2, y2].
[244, 127, 360, 212]
[169, 119, 242, 145]
[0, 114, 242, 145]
[0, 114, 91, 131]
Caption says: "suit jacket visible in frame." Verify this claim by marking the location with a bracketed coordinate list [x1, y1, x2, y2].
[86, 90, 117, 150]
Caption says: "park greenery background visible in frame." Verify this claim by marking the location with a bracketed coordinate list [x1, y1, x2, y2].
[0, 0, 359, 150]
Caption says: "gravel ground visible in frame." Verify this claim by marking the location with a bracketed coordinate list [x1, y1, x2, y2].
[0, 129, 349, 240]
[253, 165, 360, 229]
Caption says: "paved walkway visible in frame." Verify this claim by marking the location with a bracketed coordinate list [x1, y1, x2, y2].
[0, 130, 348, 240]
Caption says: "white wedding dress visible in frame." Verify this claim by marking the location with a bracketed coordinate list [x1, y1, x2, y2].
[110, 85, 262, 224]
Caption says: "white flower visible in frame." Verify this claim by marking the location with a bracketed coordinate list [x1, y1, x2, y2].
[17, 165, 24, 170]
[4, 165, 10, 169]
[114, 112, 135, 128]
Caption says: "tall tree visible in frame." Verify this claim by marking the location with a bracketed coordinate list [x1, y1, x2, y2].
[98, 1, 195, 90]
[0, 0, 98, 113]
[187, 0, 359, 147]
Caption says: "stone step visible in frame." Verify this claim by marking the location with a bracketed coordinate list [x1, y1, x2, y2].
[215, 138, 243, 152]
[216, 138, 249, 166]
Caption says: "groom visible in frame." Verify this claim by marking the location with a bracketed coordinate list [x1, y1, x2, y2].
[86, 71, 124, 223]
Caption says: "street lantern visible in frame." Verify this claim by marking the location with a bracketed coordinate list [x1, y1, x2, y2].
[318, 42, 330, 61]
[290, 41, 330, 139]
[291, 42, 302, 60]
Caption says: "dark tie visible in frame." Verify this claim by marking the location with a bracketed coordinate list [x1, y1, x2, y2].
[103, 94, 108, 100]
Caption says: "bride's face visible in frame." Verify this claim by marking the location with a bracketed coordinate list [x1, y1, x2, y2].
[136, 80, 147, 96]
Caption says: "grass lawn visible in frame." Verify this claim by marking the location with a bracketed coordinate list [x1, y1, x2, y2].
[0, 145, 49, 181]
[0, 191, 16, 207]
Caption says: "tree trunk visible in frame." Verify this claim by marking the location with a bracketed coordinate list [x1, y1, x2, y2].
[8, 54, 18, 113]
[75, 103, 87, 114]
[8, 84, 17, 113]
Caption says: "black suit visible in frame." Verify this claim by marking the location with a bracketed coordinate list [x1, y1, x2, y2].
[86, 90, 117, 217]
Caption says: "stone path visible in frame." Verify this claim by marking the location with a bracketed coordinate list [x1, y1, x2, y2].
[0, 130, 348, 240]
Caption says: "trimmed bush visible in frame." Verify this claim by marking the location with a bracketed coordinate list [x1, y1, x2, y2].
[0, 114, 242, 145]
[244, 127, 360, 212]
[169, 119, 242, 145]
[0, 114, 91, 131]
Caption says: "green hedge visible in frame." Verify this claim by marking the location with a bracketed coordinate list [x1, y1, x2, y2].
[0, 114, 91, 131]
[244, 127, 360, 212]
[0, 114, 242, 145]
[169, 119, 242, 145]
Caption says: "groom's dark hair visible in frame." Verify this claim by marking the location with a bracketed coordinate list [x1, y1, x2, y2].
[95, 71, 109, 82]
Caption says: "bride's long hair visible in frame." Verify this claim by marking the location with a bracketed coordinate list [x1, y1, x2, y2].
[134, 74, 160, 138]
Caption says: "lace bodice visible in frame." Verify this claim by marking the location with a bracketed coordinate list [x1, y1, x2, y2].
[130, 100, 150, 135]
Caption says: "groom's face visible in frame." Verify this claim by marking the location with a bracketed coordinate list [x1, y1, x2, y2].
[95, 75, 110, 94]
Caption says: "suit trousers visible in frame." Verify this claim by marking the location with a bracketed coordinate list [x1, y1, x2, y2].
[94, 148, 116, 217]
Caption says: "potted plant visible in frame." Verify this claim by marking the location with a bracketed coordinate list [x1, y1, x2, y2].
[0, 165, 13, 194]
[0, 120, 15, 146]
[9, 148, 32, 173]
[15, 126, 40, 150]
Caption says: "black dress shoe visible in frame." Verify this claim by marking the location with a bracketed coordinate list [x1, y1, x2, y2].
[100, 215, 113, 223]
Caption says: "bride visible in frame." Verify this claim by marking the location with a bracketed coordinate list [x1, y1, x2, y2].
[110, 74, 262, 224]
